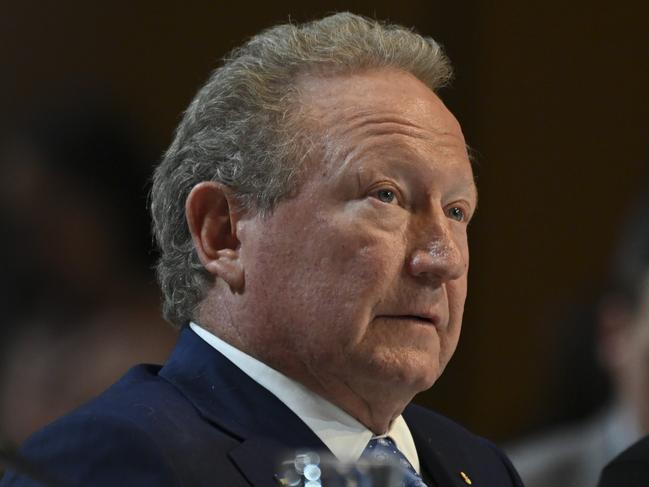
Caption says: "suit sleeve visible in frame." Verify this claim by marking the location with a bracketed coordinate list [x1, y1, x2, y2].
[0, 413, 182, 487]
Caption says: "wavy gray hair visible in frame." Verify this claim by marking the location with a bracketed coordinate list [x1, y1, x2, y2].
[151, 12, 453, 327]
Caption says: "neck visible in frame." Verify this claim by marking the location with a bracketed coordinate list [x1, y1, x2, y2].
[254, 351, 415, 435]
[314, 380, 413, 434]
[197, 296, 419, 435]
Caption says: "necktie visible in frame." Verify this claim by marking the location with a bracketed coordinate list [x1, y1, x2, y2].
[362, 437, 428, 487]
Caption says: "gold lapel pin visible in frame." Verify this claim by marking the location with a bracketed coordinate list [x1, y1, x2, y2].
[460, 471, 472, 485]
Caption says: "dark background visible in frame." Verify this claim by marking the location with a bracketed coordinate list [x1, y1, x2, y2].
[1, 0, 648, 444]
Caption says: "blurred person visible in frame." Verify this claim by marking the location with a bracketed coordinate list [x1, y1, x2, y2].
[1, 14, 523, 487]
[598, 435, 649, 486]
[0, 101, 176, 449]
[508, 188, 649, 487]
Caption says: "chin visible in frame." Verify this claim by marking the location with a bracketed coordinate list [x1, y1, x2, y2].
[409, 367, 442, 393]
[376, 355, 443, 393]
[410, 346, 454, 387]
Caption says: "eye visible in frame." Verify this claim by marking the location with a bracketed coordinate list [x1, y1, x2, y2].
[373, 188, 398, 204]
[447, 206, 466, 222]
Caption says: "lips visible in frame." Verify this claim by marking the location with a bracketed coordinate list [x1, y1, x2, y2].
[376, 314, 440, 326]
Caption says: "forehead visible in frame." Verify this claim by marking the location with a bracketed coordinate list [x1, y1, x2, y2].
[296, 68, 475, 195]
[298, 68, 464, 138]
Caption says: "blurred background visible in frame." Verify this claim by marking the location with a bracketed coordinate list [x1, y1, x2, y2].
[1, 0, 648, 484]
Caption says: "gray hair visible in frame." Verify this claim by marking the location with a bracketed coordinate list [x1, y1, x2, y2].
[151, 12, 453, 327]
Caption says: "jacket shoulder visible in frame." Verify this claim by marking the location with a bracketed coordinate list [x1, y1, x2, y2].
[1, 365, 244, 487]
[405, 403, 524, 487]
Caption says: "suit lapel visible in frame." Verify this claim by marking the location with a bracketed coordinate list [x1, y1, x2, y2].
[404, 406, 468, 487]
[158, 327, 325, 486]
[228, 436, 308, 487]
[159, 329, 478, 486]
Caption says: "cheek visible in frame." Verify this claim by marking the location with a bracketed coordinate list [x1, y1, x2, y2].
[444, 278, 468, 346]
[447, 277, 468, 317]
[297, 231, 403, 344]
[239, 204, 408, 356]
[303, 208, 404, 284]
[630, 329, 649, 387]
[302, 225, 401, 327]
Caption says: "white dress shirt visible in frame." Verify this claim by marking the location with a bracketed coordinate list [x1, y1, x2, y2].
[190, 322, 421, 472]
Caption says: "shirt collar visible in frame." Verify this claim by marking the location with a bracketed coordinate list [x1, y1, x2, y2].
[189, 322, 420, 472]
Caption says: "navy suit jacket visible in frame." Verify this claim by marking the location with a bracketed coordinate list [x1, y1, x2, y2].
[1, 327, 523, 487]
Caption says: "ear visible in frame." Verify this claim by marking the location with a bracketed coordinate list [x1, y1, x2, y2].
[185, 182, 245, 293]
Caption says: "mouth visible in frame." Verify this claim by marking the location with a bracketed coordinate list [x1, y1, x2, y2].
[376, 314, 439, 326]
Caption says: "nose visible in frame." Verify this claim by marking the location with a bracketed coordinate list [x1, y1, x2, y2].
[407, 219, 466, 284]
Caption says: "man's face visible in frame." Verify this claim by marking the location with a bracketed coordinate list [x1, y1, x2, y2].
[617, 275, 649, 432]
[234, 68, 477, 406]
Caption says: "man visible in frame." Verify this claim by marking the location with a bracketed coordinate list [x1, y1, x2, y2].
[1, 13, 523, 486]
[0, 102, 175, 449]
[508, 187, 649, 487]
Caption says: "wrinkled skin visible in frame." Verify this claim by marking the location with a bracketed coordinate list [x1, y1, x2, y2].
[192, 68, 477, 433]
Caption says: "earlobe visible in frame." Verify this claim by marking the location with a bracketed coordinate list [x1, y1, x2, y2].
[186, 182, 245, 293]
[205, 249, 245, 293]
